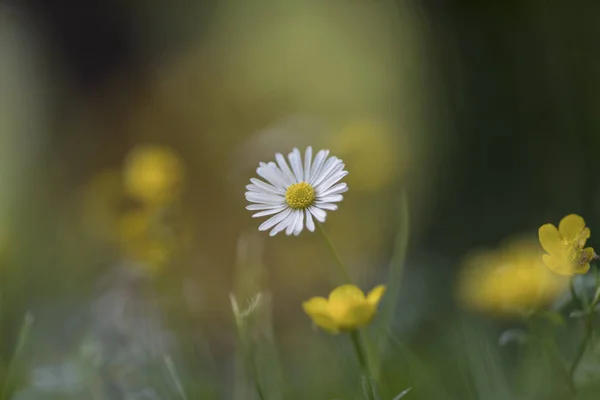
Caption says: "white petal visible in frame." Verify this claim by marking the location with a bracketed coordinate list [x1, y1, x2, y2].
[305, 209, 315, 232]
[303, 146, 313, 182]
[259, 208, 292, 231]
[270, 212, 295, 236]
[309, 206, 327, 223]
[286, 210, 301, 235]
[252, 205, 287, 218]
[311, 156, 341, 186]
[257, 163, 286, 188]
[265, 162, 288, 186]
[317, 194, 344, 203]
[246, 183, 282, 195]
[315, 169, 348, 192]
[311, 158, 342, 187]
[288, 148, 304, 182]
[318, 182, 348, 197]
[276, 153, 296, 185]
[251, 178, 286, 195]
[246, 192, 285, 204]
[309, 150, 329, 183]
[246, 203, 285, 211]
[293, 209, 305, 236]
[315, 203, 338, 211]
[246, 184, 262, 192]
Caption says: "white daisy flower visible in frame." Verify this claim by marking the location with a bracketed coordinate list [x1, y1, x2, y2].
[245, 147, 348, 236]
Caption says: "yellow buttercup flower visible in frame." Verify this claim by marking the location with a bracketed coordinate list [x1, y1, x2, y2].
[123, 144, 185, 205]
[538, 214, 596, 276]
[457, 238, 568, 316]
[302, 284, 385, 334]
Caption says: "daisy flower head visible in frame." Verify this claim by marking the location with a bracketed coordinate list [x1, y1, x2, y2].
[245, 147, 348, 236]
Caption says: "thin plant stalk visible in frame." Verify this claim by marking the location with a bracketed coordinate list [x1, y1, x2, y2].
[569, 267, 600, 389]
[164, 354, 188, 400]
[526, 316, 574, 393]
[350, 331, 377, 400]
[1, 312, 34, 400]
[569, 278, 581, 309]
[316, 223, 351, 284]
[230, 295, 267, 400]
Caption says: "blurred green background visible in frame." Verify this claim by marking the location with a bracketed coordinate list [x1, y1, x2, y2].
[3, 1, 600, 399]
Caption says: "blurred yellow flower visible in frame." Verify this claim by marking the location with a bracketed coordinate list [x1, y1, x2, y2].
[302, 284, 385, 334]
[123, 144, 184, 205]
[116, 209, 174, 272]
[538, 214, 596, 276]
[457, 238, 568, 316]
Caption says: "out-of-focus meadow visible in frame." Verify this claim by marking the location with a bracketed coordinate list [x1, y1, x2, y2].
[3, 1, 600, 399]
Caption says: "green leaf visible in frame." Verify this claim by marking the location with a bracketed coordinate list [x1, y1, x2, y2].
[540, 311, 566, 326]
[372, 191, 410, 377]
[570, 310, 586, 319]
[498, 329, 529, 346]
[392, 388, 412, 400]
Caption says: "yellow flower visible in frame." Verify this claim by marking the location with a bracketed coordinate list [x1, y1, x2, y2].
[302, 284, 385, 334]
[116, 209, 174, 272]
[123, 144, 184, 205]
[538, 214, 596, 276]
[457, 238, 568, 317]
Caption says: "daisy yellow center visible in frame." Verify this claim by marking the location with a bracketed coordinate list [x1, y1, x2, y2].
[285, 182, 315, 209]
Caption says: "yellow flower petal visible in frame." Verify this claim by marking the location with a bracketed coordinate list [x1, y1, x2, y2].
[328, 284, 366, 302]
[337, 302, 375, 331]
[578, 247, 596, 274]
[302, 297, 339, 334]
[303, 297, 328, 315]
[578, 228, 591, 247]
[542, 254, 573, 276]
[366, 285, 386, 306]
[538, 224, 562, 256]
[577, 262, 591, 275]
[558, 214, 586, 242]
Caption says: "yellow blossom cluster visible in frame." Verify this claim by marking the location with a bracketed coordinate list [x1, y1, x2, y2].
[81, 144, 185, 272]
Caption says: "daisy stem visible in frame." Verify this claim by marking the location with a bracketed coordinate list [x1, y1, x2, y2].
[316, 223, 351, 284]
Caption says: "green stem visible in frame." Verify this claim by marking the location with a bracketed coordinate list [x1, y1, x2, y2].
[242, 339, 266, 400]
[569, 315, 593, 386]
[526, 316, 574, 393]
[252, 366, 267, 400]
[231, 297, 266, 400]
[1, 313, 34, 400]
[350, 331, 375, 400]
[569, 269, 600, 389]
[316, 223, 351, 284]
[570, 278, 582, 309]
